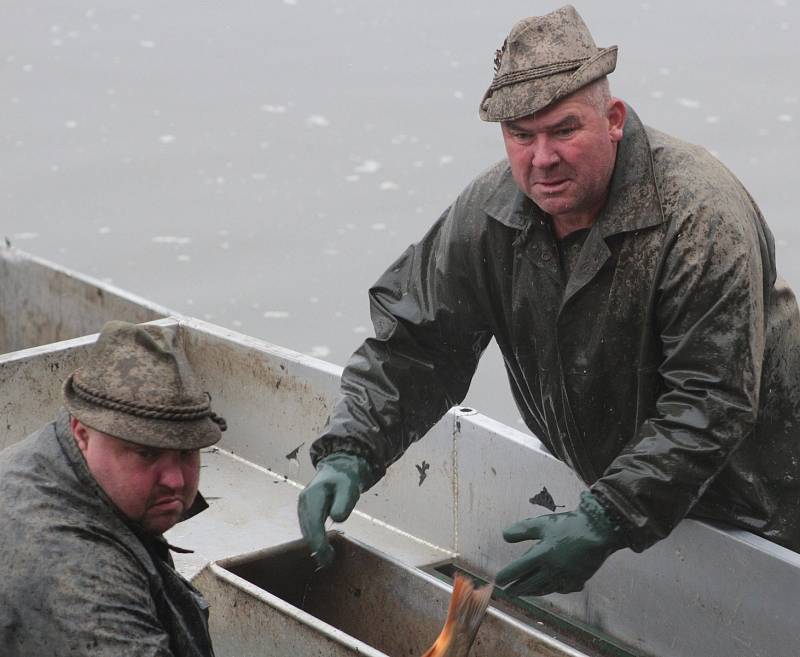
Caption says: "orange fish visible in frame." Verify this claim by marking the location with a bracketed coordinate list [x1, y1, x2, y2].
[421, 574, 493, 657]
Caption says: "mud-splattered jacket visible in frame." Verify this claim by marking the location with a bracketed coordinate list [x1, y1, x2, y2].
[311, 106, 800, 553]
[0, 410, 215, 657]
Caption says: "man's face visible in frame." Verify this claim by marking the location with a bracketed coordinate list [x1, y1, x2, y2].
[71, 418, 201, 535]
[501, 92, 626, 227]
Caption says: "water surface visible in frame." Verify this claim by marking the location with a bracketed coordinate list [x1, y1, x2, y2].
[2, 0, 798, 429]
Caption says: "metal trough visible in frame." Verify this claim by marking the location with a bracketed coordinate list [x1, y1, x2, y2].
[193, 533, 590, 657]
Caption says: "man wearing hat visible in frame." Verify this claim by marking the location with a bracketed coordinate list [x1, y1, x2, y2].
[298, 4, 800, 597]
[0, 321, 226, 657]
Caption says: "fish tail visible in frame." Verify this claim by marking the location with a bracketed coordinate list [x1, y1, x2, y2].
[420, 574, 492, 657]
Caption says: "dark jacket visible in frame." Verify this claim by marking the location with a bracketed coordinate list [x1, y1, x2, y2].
[0, 410, 215, 657]
[312, 106, 800, 553]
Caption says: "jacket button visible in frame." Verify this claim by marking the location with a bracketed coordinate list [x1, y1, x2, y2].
[541, 252, 551, 262]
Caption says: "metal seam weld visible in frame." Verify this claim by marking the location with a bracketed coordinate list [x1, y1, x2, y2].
[452, 412, 459, 556]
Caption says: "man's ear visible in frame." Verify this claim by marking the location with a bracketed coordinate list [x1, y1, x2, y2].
[607, 98, 626, 143]
[70, 416, 90, 453]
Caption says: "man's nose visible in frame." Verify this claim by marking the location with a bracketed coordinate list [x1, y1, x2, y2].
[158, 456, 186, 490]
[530, 137, 559, 169]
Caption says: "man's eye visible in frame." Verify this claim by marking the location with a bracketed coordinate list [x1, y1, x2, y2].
[136, 448, 159, 460]
[181, 450, 200, 463]
[555, 127, 576, 137]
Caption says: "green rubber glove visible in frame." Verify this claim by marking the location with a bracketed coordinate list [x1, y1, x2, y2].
[297, 452, 373, 568]
[495, 491, 626, 596]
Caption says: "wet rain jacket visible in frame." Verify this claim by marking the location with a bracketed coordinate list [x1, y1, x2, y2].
[0, 410, 215, 657]
[312, 106, 800, 553]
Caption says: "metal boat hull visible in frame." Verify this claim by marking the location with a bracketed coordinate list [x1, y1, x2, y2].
[1, 245, 798, 657]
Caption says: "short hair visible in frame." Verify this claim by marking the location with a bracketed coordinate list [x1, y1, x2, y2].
[579, 76, 612, 116]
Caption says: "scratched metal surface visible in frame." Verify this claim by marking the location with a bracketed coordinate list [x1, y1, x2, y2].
[179, 317, 458, 552]
[0, 246, 169, 353]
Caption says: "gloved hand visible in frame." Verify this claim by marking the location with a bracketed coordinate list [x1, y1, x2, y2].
[297, 452, 373, 568]
[495, 491, 626, 597]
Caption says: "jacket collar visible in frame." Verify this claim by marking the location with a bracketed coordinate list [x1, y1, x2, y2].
[596, 105, 665, 237]
[482, 166, 539, 231]
[482, 104, 665, 236]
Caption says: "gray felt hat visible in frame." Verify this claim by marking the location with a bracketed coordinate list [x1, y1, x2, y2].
[479, 5, 617, 122]
[63, 321, 226, 449]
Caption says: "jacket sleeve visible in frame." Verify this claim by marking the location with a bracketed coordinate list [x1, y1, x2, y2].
[592, 192, 775, 552]
[310, 201, 493, 483]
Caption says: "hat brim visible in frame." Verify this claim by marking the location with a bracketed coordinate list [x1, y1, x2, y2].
[64, 379, 222, 450]
[479, 46, 618, 122]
